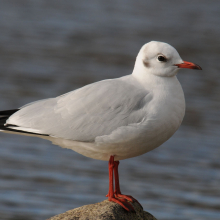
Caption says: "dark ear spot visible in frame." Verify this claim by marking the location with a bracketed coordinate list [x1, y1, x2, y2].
[143, 59, 150, 68]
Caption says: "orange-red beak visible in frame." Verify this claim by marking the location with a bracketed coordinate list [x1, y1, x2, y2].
[174, 61, 202, 70]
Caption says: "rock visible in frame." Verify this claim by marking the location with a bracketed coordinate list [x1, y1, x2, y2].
[48, 199, 158, 220]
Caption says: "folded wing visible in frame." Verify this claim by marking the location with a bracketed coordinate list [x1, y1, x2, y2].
[6, 76, 151, 142]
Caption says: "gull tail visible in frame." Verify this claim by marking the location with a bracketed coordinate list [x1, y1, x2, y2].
[0, 109, 19, 130]
[0, 109, 48, 136]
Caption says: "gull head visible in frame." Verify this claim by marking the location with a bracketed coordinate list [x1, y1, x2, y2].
[134, 41, 202, 77]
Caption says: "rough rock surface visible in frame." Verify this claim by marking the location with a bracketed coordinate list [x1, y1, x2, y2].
[48, 199, 158, 220]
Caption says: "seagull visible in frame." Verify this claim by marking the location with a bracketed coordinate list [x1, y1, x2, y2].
[0, 41, 202, 212]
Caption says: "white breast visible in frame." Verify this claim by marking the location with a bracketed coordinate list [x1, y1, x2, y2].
[109, 75, 185, 160]
[141, 76, 185, 151]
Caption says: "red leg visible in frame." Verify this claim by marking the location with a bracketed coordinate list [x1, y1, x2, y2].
[113, 160, 143, 209]
[106, 155, 134, 212]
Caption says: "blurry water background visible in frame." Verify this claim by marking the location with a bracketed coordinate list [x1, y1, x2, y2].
[0, 1, 220, 220]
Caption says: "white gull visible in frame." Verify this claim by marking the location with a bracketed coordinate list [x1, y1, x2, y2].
[0, 41, 202, 211]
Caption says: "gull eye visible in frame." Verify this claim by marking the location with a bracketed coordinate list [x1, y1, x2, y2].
[157, 55, 167, 62]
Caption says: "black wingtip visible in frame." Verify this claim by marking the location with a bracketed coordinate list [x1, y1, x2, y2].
[0, 109, 49, 136]
[0, 109, 19, 117]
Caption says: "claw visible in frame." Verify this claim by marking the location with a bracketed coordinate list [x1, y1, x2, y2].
[108, 197, 135, 212]
[115, 194, 143, 209]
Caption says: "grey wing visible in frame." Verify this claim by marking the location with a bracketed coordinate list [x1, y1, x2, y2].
[7, 76, 151, 142]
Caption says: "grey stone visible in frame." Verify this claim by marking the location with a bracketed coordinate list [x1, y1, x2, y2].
[47, 199, 158, 220]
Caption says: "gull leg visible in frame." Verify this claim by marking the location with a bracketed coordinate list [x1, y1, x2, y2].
[106, 155, 134, 212]
[114, 160, 143, 209]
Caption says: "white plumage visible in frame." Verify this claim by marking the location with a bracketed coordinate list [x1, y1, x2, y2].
[2, 41, 200, 161]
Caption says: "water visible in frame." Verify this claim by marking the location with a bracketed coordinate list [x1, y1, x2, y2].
[0, 1, 220, 219]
